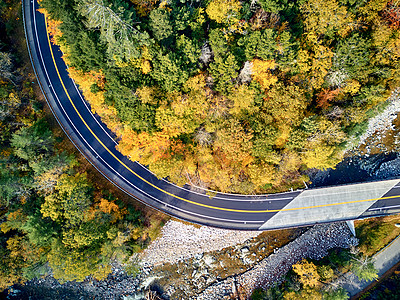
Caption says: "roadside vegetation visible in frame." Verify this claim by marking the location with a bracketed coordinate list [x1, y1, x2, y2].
[355, 215, 400, 256]
[359, 261, 400, 300]
[0, 0, 164, 292]
[251, 246, 378, 300]
[251, 216, 400, 299]
[38, 0, 400, 193]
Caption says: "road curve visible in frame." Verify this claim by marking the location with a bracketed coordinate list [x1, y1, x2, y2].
[23, 0, 400, 230]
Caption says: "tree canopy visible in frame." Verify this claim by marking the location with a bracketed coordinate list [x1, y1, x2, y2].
[39, 0, 400, 193]
[0, 3, 163, 289]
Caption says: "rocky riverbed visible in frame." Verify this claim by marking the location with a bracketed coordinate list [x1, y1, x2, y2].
[139, 220, 263, 266]
[137, 222, 305, 299]
[5, 221, 356, 300]
[198, 222, 358, 299]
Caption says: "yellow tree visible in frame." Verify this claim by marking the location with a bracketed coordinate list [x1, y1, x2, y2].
[264, 83, 308, 130]
[279, 150, 302, 174]
[301, 0, 353, 38]
[155, 75, 210, 138]
[213, 119, 254, 168]
[227, 85, 257, 115]
[311, 117, 347, 146]
[206, 0, 241, 24]
[309, 43, 334, 90]
[284, 288, 322, 300]
[246, 163, 275, 188]
[40, 173, 92, 226]
[196, 146, 234, 192]
[130, 0, 158, 17]
[117, 128, 171, 163]
[292, 258, 321, 288]
[37, 8, 62, 44]
[155, 107, 193, 138]
[359, 0, 390, 23]
[148, 152, 187, 185]
[67, 67, 122, 134]
[85, 198, 126, 224]
[301, 140, 343, 170]
[251, 59, 278, 90]
[136, 86, 160, 105]
[48, 240, 111, 282]
[172, 76, 209, 124]
[370, 20, 400, 67]
[0, 235, 43, 290]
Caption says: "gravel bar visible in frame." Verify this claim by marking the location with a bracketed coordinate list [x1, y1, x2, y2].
[197, 222, 358, 299]
[140, 220, 261, 266]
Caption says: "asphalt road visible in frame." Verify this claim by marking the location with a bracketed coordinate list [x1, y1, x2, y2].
[22, 0, 400, 230]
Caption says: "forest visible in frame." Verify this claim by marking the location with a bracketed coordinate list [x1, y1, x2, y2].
[0, 0, 162, 291]
[39, 0, 400, 193]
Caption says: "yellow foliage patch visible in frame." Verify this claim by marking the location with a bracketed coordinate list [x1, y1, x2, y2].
[343, 80, 361, 95]
[1, 210, 25, 233]
[251, 59, 278, 90]
[206, 0, 241, 24]
[141, 60, 151, 74]
[117, 127, 171, 163]
[292, 258, 321, 288]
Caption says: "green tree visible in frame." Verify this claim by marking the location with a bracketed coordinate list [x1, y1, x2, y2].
[0, 162, 31, 206]
[317, 265, 335, 281]
[350, 255, 379, 281]
[258, 0, 287, 13]
[176, 34, 201, 66]
[209, 28, 229, 57]
[22, 213, 58, 248]
[238, 29, 278, 61]
[78, 0, 150, 62]
[109, 83, 157, 132]
[0, 51, 17, 86]
[11, 120, 53, 161]
[333, 33, 371, 81]
[66, 31, 106, 72]
[322, 287, 349, 300]
[31, 152, 75, 194]
[40, 0, 106, 71]
[40, 173, 92, 227]
[209, 53, 240, 92]
[149, 7, 172, 41]
[151, 51, 189, 92]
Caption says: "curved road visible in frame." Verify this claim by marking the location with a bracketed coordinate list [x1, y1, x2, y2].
[23, 0, 400, 230]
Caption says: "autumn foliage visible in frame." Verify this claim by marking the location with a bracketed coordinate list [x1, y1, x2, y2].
[383, 1, 400, 28]
[316, 88, 341, 109]
[39, 0, 400, 194]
